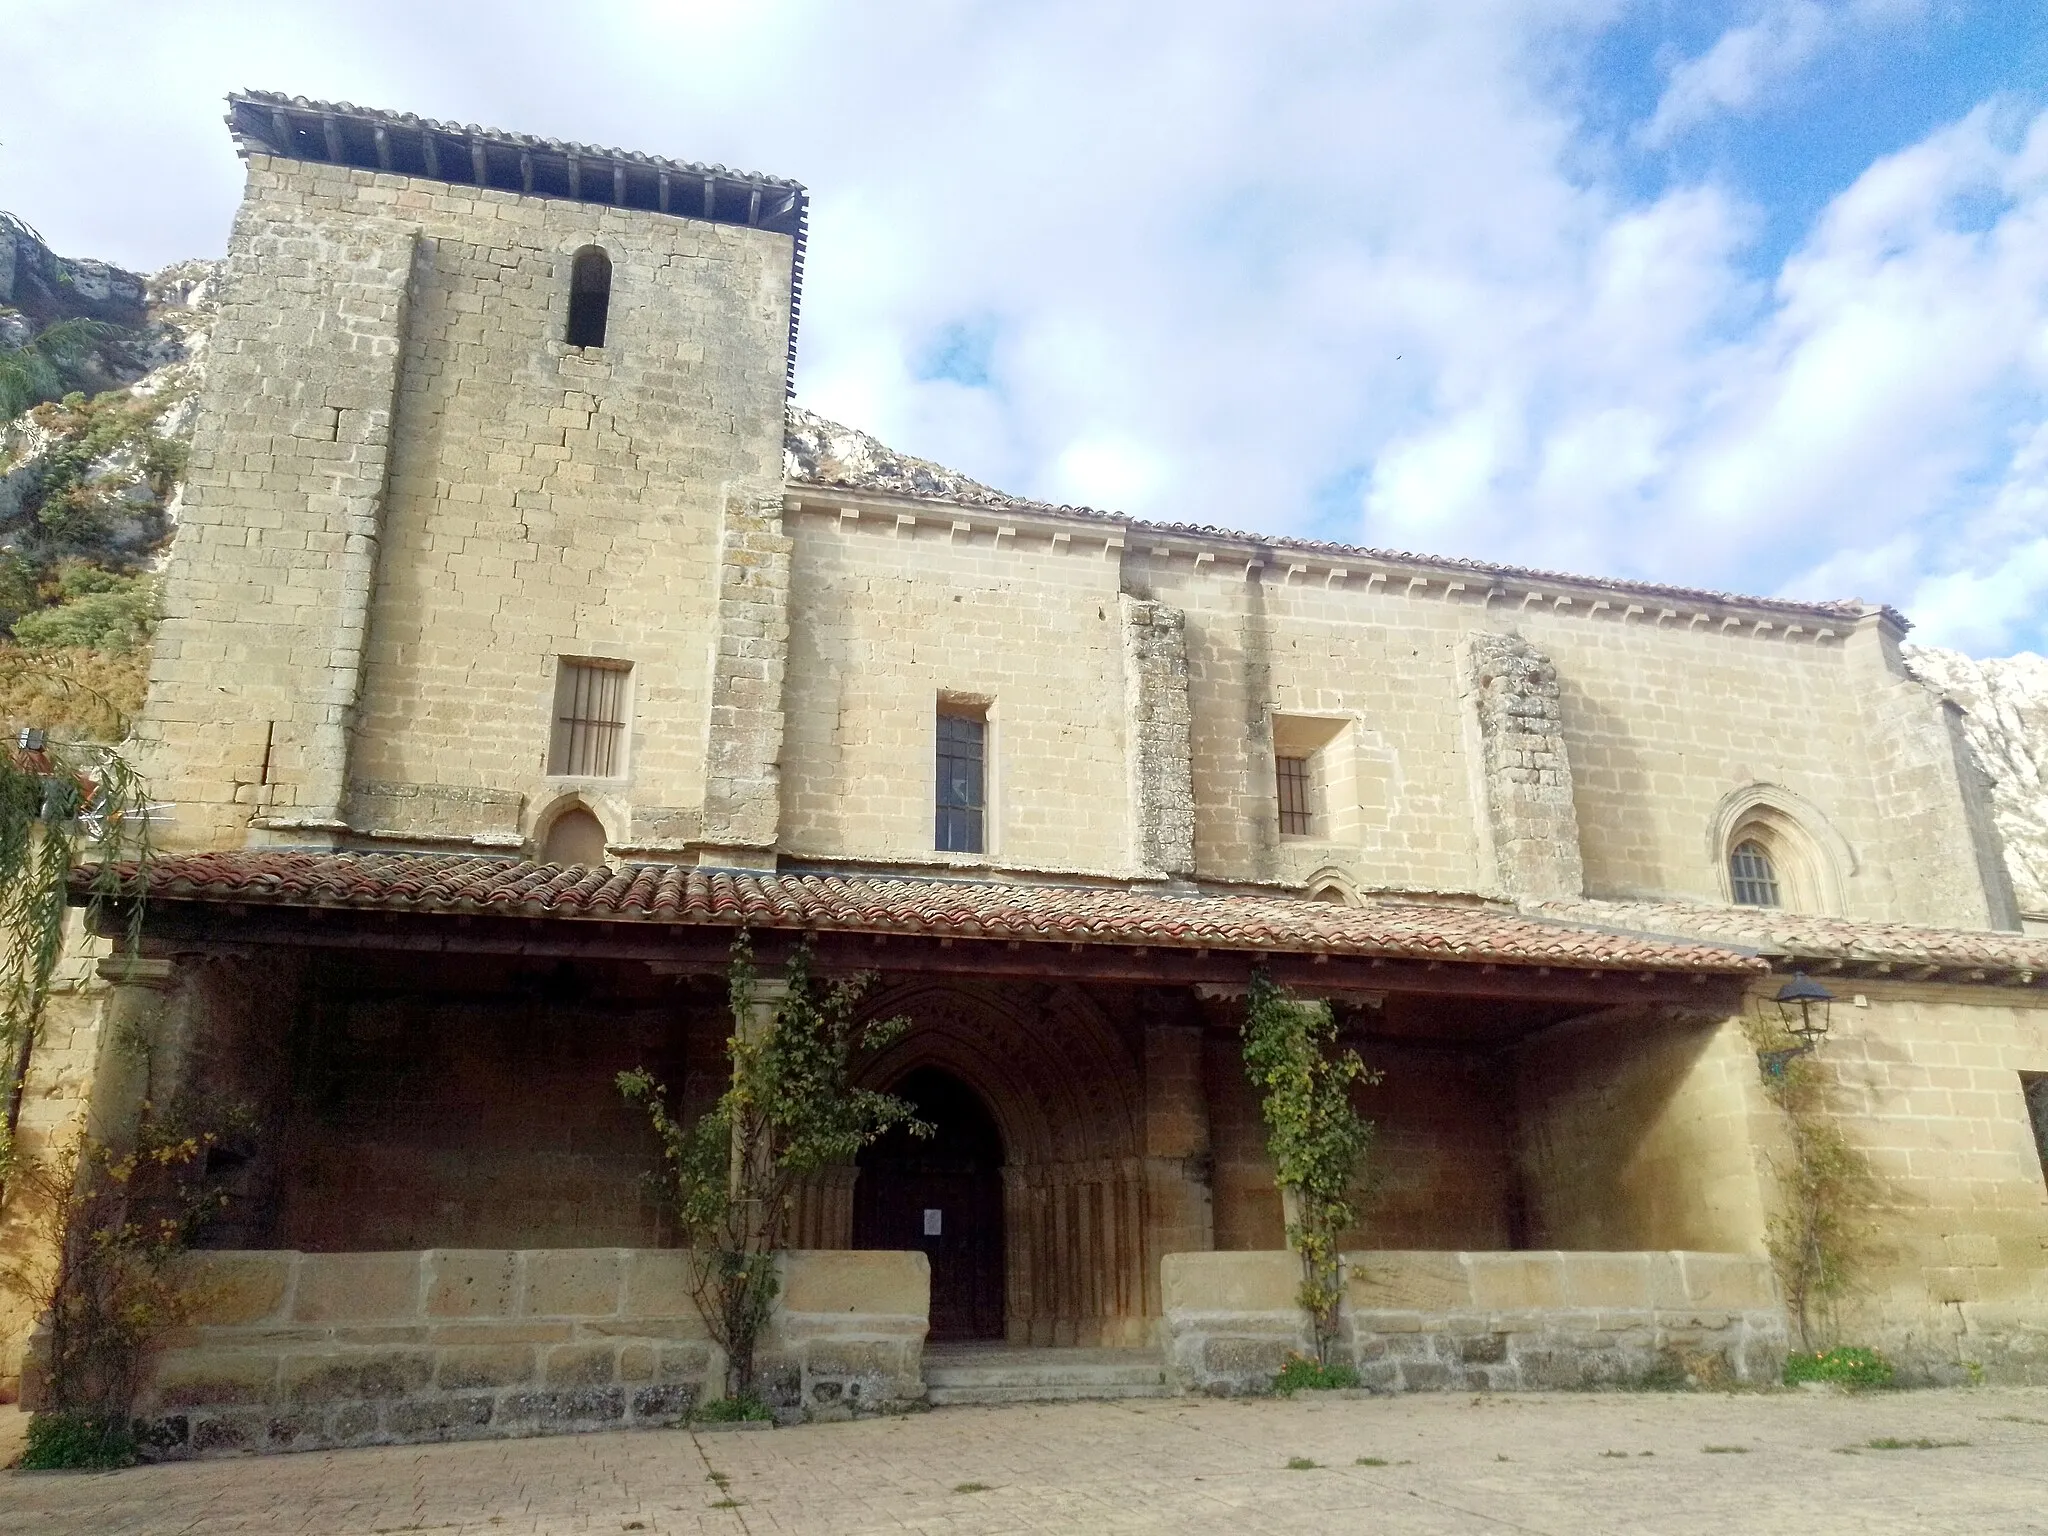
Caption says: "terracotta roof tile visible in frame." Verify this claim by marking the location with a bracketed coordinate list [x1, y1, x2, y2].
[1534, 898, 2048, 978]
[93, 852, 1763, 974]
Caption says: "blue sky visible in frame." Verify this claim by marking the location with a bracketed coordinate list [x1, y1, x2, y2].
[5, 0, 2048, 655]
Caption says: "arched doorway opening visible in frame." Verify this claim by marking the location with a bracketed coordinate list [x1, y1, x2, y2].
[854, 1067, 1006, 1340]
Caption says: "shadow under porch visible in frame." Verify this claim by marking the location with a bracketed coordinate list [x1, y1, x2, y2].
[105, 903, 1766, 1340]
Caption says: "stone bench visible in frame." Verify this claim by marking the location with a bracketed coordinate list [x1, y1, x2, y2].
[1162, 1249, 1787, 1395]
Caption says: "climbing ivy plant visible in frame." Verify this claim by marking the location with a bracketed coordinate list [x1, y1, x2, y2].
[1, 729, 155, 1190]
[1741, 1009, 1878, 1353]
[619, 933, 924, 1407]
[1242, 971, 1380, 1370]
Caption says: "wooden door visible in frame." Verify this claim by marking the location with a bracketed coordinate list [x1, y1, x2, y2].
[854, 1068, 1006, 1340]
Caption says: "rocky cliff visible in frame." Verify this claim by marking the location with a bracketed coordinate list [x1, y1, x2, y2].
[1905, 646, 2048, 920]
[0, 214, 218, 736]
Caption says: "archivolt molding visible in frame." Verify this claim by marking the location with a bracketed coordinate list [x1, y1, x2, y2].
[857, 980, 1141, 1168]
[1302, 866, 1360, 905]
[1707, 783, 1855, 915]
[529, 792, 624, 852]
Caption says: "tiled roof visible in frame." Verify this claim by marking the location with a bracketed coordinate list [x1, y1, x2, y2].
[1534, 898, 2048, 980]
[96, 852, 1762, 974]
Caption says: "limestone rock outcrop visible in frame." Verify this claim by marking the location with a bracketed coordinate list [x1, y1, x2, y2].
[1906, 646, 2048, 920]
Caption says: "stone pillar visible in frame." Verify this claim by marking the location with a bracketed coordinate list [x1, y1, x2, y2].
[1142, 1010, 1214, 1318]
[731, 976, 788, 1241]
[1120, 595, 1197, 880]
[82, 957, 179, 1158]
[1462, 631, 1584, 900]
[698, 488, 792, 868]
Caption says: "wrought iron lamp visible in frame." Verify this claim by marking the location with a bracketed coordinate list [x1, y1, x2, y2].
[1757, 970, 1834, 1080]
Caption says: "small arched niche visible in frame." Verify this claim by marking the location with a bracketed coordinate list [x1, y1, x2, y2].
[539, 803, 608, 867]
[565, 245, 612, 348]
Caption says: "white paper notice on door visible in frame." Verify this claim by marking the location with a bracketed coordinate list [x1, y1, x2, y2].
[923, 1208, 943, 1236]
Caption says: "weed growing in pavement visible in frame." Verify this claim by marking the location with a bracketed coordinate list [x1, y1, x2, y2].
[1701, 1445, 1751, 1454]
[1846, 1438, 1968, 1452]
[1286, 1456, 1320, 1470]
[1600, 1451, 1630, 1458]
[1355, 1456, 1390, 1466]
[954, 1483, 992, 1494]
[1783, 1346, 1894, 1391]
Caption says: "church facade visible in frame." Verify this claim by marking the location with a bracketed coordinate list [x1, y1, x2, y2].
[9, 92, 2048, 1447]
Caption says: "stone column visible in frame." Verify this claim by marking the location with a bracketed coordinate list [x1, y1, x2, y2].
[82, 957, 179, 1158]
[1142, 1009, 1214, 1317]
[731, 976, 789, 1243]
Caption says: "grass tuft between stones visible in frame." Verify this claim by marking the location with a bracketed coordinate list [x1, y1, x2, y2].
[954, 1482, 993, 1494]
[1286, 1456, 1320, 1470]
[1701, 1445, 1751, 1454]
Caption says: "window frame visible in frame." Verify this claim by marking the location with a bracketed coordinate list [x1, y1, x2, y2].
[934, 702, 989, 855]
[1728, 838, 1782, 908]
[548, 656, 633, 779]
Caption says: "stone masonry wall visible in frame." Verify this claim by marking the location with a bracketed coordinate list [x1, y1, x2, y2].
[1789, 983, 2048, 1383]
[1120, 595, 1196, 879]
[1462, 631, 1584, 900]
[780, 506, 1134, 875]
[139, 153, 793, 857]
[36, 1248, 928, 1458]
[698, 489, 792, 859]
[1162, 1249, 1786, 1395]
[134, 161, 418, 848]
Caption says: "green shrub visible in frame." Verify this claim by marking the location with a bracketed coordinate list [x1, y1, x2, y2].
[1274, 1352, 1361, 1394]
[19, 1411, 138, 1470]
[1783, 1346, 1894, 1390]
[694, 1393, 773, 1423]
[11, 582, 155, 651]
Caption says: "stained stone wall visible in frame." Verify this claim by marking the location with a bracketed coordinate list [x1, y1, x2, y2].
[1161, 1249, 1786, 1395]
[32, 1248, 927, 1457]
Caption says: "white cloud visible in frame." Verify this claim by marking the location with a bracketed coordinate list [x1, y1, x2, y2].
[1644, 0, 1928, 147]
[3, 2, 2046, 653]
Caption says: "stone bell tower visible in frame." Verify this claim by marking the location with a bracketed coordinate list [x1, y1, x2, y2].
[136, 92, 806, 864]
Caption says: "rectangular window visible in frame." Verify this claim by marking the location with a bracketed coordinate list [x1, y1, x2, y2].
[1276, 754, 1314, 836]
[2025, 1074, 2048, 1186]
[548, 658, 631, 777]
[935, 708, 986, 854]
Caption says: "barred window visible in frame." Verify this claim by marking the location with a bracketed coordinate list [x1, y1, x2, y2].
[935, 709, 986, 854]
[549, 658, 630, 777]
[1276, 755, 1314, 836]
[1729, 839, 1781, 907]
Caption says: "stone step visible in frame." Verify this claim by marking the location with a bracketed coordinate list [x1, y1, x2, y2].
[927, 1381, 1174, 1405]
[923, 1346, 1173, 1405]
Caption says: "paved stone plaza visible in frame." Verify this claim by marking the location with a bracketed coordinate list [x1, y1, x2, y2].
[6, 1388, 2048, 1534]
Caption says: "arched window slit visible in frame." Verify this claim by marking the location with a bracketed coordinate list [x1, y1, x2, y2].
[566, 246, 611, 348]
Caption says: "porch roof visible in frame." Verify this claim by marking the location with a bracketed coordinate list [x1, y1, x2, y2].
[88, 851, 1762, 976]
[1533, 897, 2048, 988]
